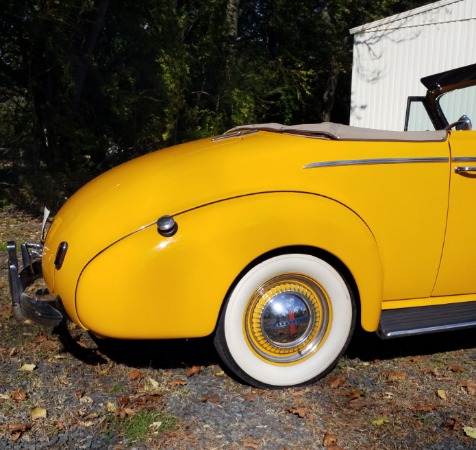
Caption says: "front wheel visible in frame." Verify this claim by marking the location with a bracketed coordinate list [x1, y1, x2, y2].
[214, 253, 355, 388]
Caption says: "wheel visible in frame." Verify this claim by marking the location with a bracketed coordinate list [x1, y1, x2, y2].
[214, 253, 355, 388]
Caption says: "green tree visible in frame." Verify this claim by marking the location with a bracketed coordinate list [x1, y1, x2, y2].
[0, 0, 434, 208]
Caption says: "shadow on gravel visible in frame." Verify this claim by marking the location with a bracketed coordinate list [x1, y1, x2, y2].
[346, 326, 476, 362]
[54, 317, 476, 375]
[55, 321, 220, 370]
[95, 336, 220, 369]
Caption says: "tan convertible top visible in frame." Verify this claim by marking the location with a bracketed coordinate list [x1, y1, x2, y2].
[227, 122, 448, 142]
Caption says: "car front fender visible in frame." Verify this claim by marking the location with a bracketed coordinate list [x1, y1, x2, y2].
[75, 192, 383, 338]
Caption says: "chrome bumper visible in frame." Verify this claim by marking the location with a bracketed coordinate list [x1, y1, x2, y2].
[7, 241, 63, 327]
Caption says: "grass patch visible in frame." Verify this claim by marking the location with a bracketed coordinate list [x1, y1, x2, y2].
[0, 240, 8, 251]
[105, 409, 177, 443]
[109, 382, 124, 393]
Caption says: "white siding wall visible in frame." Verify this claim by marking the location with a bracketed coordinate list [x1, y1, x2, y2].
[350, 0, 476, 131]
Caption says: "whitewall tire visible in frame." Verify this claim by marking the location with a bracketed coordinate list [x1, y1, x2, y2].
[214, 253, 355, 388]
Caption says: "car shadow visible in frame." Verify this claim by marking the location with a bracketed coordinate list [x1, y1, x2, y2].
[54, 322, 219, 370]
[54, 321, 476, 372]
[346, 326, 476, 362]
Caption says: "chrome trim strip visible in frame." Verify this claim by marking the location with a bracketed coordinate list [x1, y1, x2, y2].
[304, 157, 449, 169]
[452, 156, 476, 163]
[383, 320, 476, 338]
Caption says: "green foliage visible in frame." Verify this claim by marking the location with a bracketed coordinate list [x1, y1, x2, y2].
[0, 0, 434, 208]
[106, 410, 177, 443]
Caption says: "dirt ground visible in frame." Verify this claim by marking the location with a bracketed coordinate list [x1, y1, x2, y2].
[1, 209, 476, 449]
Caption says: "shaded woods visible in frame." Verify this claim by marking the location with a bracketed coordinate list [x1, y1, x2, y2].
[0, 0, 430, 209]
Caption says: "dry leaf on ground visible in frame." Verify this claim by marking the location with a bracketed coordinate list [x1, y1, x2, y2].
[285, 405, 308, 418]
[328, 375, 346, 389]
[31, 407, 47, 420]
[10, 388, 27, 401]
[243, 437, 260, 448]
[129, 369, 142, 381]
[463, 426, 476, 439]
[323, 432, 338, 446]
[185, 365, 203, 378]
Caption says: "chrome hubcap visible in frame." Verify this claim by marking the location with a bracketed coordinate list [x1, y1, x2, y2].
[244, 273, 330, 364]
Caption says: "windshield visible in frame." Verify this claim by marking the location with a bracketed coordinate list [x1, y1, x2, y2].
[438, 85, 476, 126]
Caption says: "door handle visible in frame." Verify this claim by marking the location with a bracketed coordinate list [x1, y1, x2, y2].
[455, 166, 476, 174]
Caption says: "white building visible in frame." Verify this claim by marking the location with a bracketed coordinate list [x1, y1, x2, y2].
[349, 0, 476, 131]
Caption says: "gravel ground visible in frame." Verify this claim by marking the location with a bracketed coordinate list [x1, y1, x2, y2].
[1, 209, 476, 449]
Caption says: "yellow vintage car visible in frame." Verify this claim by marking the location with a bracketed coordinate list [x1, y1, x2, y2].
[7, 63, 476, 388]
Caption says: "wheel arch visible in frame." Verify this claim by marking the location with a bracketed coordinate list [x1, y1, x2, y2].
[202, 192, 383, 334]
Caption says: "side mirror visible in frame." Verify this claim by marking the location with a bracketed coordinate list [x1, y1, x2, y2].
[444, 115, 472, 131]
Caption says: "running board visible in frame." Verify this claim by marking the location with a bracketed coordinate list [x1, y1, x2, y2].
[377, 301, 476, 339]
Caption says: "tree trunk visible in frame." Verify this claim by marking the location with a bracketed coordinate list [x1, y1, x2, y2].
[320, 56, 340, 122]
[226, 0, 239, 39]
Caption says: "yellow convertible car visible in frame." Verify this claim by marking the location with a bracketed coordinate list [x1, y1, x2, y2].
[7, 63, 476, 388]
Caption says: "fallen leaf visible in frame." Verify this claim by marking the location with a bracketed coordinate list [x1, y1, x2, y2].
[31, 407, 47, 420]
[382, 370, 406, 381]
[373, 416, 390, 426]
[342, 389, 363, 400]
[428, 368, 446, 378]
[75, 390, 85, 399]
[118, 407, 135, 420]
[185, 365, 203, 378]
[285, 405, 308, 418]
[201, 395, 220, 404]
[348, 397, 366, 411]
[413, 403, 436, 411]
[33, 333, 48, 344]
[8, 423, 31, 433]
[10, 432, 22, 443]
[442, 418, 463, 431]
[19, 364, 36, 372]
[323, 432, 338, 446]
[243, 437, 259, 449]
[459, 381, 476, 395]
[129, 369, 142, 382]
[106, 402, 117, 412]
[10, 388, 27, 402]
[79, 420, 95, 427]
[215, 370, 225, 377]
[149, 421, 163, 433]
[117, 396, 129, 408]
[437, 389, 447, 400]
[246, 393, 255, 402]
[328, 375, 346, 389]
[448, 364, 465, 373]
[145, 377, 160, 390]
[463, 426, 476, 439]
[168, 377, 187, 387]
[79, 396, 93, 404]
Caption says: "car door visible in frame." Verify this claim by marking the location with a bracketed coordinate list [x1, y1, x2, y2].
[432, 131, 476, 296]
